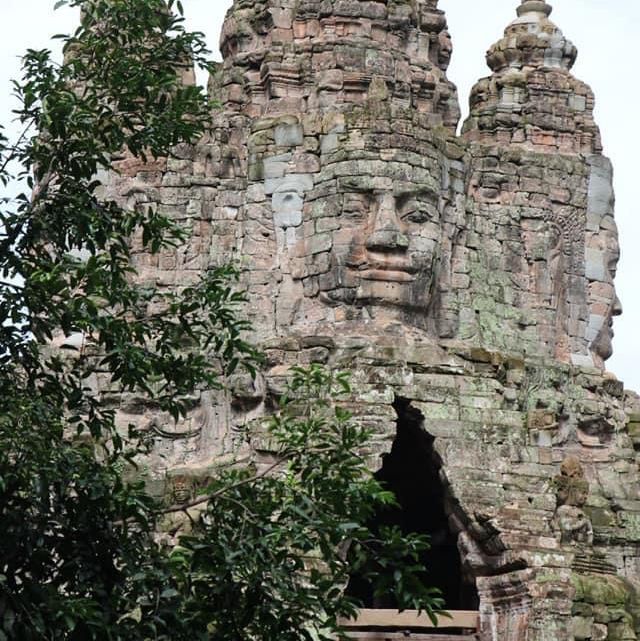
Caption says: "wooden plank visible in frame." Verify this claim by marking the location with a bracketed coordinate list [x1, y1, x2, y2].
[340, 609, 479, 631]
[345, 633, 477, 641]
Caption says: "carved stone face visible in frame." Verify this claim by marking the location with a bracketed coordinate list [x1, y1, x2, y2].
[435, 29, 453, 70]
[278, 127, 456, 330]
[584, 157, 622, 366]
[587, 212, 622, 364]
[319, 161, 444, 316]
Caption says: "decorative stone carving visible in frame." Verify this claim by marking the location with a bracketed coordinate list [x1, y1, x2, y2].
[555, 455, 589, 508]
[552, 456, 593, 545]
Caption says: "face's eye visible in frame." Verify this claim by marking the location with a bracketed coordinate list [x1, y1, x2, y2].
[398, 191, 438, 225]
[400, 199, 437, 224]
[404, 209, 432, 224]
[342, 192, 372, 219]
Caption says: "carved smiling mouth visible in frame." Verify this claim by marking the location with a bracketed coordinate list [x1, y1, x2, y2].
[359, 268, 416, 283]
[353, 256, 418, 283]
[607, 317, 615, 336]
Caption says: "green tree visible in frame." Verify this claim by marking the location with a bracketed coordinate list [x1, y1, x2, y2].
[0, 2, 443, 639]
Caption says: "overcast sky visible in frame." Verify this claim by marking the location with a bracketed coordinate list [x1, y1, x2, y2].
[3, 1, 639, 390]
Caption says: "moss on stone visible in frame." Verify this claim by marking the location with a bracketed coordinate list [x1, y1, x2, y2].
[607, 620, 637, 640]
[572, 574, 630, 607]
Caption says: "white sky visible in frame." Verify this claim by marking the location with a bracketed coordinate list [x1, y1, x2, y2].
[3, 1, 639, 390]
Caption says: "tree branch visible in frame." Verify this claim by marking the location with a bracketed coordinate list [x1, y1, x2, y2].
[159, 456, 287, 515]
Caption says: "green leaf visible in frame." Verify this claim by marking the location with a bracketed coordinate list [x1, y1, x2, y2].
[117, 606, 142, 624]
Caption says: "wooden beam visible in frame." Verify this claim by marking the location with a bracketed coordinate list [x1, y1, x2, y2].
[345, 634, 477, 641]
[340, 609, 479, 631]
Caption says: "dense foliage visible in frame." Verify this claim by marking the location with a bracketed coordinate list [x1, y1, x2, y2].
[0, 2, 443, 639]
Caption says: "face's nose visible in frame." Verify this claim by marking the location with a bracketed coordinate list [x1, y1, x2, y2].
[613, 295, 623, 317]
[365, 193, 409, 252]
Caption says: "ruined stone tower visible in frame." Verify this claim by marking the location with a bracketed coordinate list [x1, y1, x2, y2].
[108, 1, 640, 638]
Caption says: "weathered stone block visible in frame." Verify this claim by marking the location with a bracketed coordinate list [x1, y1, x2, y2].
[607, 621, 637, 640]
[571, 615, 594, 639]
[275, 123, 304, 147]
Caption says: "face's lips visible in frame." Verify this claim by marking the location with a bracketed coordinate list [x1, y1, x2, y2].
[354, 255, 418, 275]
[359, 268, 416, 283]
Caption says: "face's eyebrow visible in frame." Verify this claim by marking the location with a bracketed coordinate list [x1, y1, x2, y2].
[337, 177, 376, 193]
[394, 183, 438, 201]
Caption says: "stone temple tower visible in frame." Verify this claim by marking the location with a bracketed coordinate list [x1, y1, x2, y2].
[108, 0, 640, 638]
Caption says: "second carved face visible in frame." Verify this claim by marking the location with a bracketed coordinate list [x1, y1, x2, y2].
[296, 150, 451, 326]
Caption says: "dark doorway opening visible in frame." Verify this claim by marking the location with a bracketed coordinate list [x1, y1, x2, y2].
[347, 397, 479, 611]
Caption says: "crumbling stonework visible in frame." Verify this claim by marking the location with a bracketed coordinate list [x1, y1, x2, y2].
[106, 1, 640, 639]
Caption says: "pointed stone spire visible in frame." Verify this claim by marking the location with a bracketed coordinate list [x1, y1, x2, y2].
[461, 1, 618, 372]
[486, 0, 577, 73]
[517, 0, 552, 18]
[462, 0, 600, 155]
